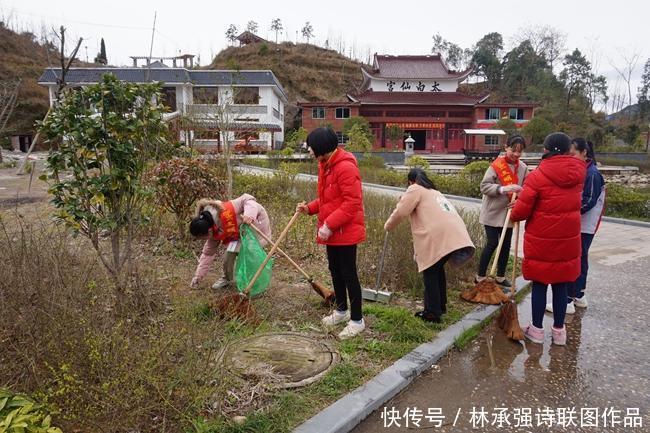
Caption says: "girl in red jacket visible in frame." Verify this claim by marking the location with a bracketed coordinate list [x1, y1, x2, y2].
[297, 127, 366, 339]
[511, 133, 586, 346]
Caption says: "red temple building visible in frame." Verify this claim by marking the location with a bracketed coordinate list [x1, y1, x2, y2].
[299, 54, 536, 153]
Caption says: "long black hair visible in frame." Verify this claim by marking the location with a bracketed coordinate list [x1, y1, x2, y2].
[189, 210, 215, 237]
[407, 168, 436, 189]
[571, 137, 596, 161]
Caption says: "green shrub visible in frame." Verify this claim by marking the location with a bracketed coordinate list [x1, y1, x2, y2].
[605, 183, 650, 220]
[148, 157, 226, 237]
[357, 154, 385, 170]
[406, 155, 429, 169]
[0, 389, 62, 433]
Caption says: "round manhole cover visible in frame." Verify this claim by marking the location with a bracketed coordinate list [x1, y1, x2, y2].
[219, 332, 339, 388]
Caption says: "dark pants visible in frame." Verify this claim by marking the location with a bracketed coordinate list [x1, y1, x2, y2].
[326, 245, 363, 321]
[478, 225, 513, 277]
[422, 255, 450, 318]
[570, 233, 594, 301]
[532, 281, 569, 328]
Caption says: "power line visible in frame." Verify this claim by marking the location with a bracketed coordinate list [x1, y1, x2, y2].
[4, 8, 151, 30]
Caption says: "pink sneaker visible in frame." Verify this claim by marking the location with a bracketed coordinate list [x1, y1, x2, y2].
[551, 326, 567, 346]
[524, 323, 544, 344]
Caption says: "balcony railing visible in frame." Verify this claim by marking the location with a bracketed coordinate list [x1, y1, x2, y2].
[185, 104, 267, 116]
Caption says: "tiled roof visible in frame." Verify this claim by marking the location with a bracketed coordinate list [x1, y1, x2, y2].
[349, 91, 484, 106]
[39, 68, 191, 84]
[38, 68, 288, 100]
[368, 54, 471, 80]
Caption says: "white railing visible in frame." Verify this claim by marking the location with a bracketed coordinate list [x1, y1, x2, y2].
[186, 104, 267, 116]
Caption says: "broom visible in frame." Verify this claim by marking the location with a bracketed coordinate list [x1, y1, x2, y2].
[497, 221, 524, 340]
[461, 194, 516, 305]
[214, 211, 301, 321]
[246, 221, 336, 305]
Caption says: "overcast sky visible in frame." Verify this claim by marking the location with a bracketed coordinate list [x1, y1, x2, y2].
[2, 0, 648, 110]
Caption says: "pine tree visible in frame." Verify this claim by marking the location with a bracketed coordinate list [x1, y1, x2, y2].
[94, 38, 107, 65]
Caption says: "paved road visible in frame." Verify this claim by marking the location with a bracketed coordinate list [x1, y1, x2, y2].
[354, 218, 650, 432]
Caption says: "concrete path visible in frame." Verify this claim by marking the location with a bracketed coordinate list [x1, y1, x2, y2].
[354, 221, 650, 432]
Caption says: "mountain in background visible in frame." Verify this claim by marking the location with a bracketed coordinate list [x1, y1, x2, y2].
[209, 42, 365, 128]
[0, 23, 54, 137]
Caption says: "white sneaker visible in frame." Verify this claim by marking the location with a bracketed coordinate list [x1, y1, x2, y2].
[546, 302, 575, 314]
[322, 310, 350, 327]
[573, 295, 588, 308]
[338, 319, 365, 339]
[212, 278, 233, 290]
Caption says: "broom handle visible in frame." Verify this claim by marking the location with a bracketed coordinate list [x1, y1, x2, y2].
[245, 221, 311, 281]
[510, 221, 520, 297]
[374, 231, 389, 292]
[243, 210, 301, 295]
[489, 193, 518, 277]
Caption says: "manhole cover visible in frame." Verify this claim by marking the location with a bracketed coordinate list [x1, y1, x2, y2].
[219, 332, 339, 388]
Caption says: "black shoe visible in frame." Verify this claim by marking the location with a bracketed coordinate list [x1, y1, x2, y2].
[496, 278, 512, 288]
[415, 310, 441, 323]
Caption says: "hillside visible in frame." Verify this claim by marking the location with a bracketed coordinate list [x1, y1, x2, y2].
[0, 24, 94, 143]
[209, 42, 365, 128]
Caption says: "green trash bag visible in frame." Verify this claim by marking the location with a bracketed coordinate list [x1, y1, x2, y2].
[235, 224, 273, 297]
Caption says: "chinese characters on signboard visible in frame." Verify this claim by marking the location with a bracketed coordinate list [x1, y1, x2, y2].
[386, 122, 444, 129]
[386, 81, 441, 92]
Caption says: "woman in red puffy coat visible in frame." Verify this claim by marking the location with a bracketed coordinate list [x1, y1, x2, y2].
[511, 132, 586, 346]
[296, 127, 366, 339]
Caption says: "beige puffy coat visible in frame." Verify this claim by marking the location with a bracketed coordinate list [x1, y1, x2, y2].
[385, 184, 475, 272]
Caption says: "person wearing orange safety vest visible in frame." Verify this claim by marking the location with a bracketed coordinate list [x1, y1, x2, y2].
[189, 194, 271, 289]
[476, 135, 529, 288]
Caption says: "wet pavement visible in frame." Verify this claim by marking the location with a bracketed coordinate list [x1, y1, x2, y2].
[354, 223, 650, 432]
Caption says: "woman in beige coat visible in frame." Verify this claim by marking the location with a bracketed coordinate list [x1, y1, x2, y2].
[384, 169, 475, 322]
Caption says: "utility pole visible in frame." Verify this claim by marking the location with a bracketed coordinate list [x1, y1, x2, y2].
[145, 11, 157, 82]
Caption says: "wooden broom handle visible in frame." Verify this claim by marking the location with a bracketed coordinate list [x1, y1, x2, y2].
[489, 193, 518, 277]
[245, 221, 311, 281]
[510, 221, 520, 297]
[243, 210, 301, 295]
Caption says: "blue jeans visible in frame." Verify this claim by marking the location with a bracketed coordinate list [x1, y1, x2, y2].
[532, 281, 570, 328]
[570, 233, 594, 301]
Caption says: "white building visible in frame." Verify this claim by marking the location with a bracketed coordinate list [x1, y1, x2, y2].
[38, 66, 288, 151]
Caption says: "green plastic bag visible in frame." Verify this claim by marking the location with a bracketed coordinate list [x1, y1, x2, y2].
[235, 224, 273, 297]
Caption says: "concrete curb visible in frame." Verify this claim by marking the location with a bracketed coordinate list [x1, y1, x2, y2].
[238, 165, 650, 228]
[293, 277, 528, 433]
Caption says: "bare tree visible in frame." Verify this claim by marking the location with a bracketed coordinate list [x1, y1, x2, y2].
[0, 79, 21, 163]
[610, 50, 641, 115]
[301, 21, 314, 44]
[246, 20, 258, 34]
[18, 26, 82, 174]
[270, 18, 283, 44]
[513, 25, 567, 70]
[225, 24, 238, 46]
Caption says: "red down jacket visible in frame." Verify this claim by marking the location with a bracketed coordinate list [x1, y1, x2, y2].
[307, 148, 366, 246]
[510, 155, 586, 284]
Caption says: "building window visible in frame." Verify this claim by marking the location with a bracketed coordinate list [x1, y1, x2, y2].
[509, 108, 525, 120]
[335, 107, 350, 119]
[485, 108, 500, 120]
[485, 135, 500, 146]
[312, 107, 326, 119]
[193, 87, 219, 104]
[335, 131, 349, 144]
[233, 87, 259, 104]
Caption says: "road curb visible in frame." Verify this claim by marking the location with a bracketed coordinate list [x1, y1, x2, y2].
[293, 277, 528, 433]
